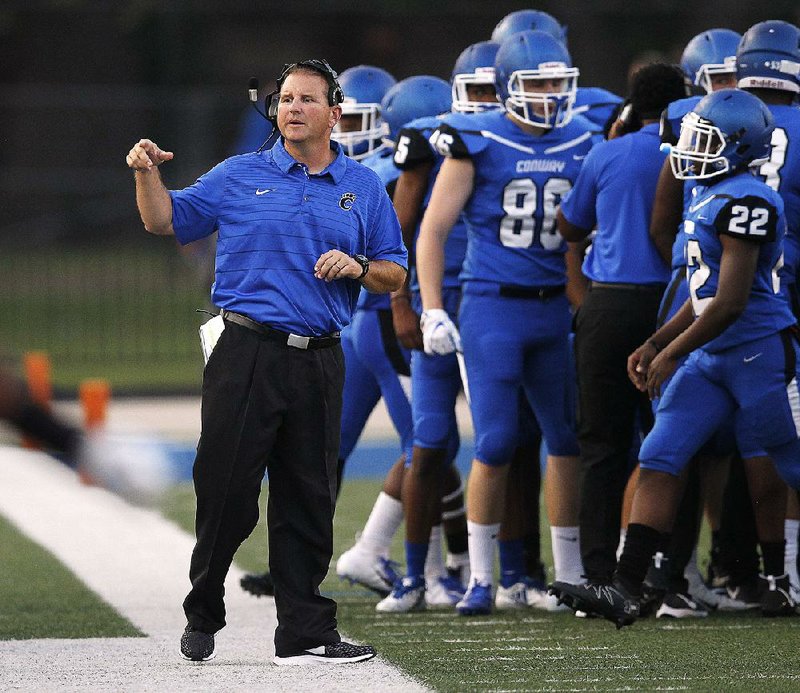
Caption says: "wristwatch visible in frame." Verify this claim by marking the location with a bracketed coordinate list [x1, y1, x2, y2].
[352, 254, 370, 279]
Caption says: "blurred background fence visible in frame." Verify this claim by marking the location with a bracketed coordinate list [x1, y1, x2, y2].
[2, 2, 798, 395]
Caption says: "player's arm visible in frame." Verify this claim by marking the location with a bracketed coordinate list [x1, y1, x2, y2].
[649, 159, 683, 264]
[391, 163, 433, 349]
[565, 240, 590, 309]
[638, 202, 768, 398]
[417, 157, 474, 311]
[556, 208, 591, 242]
[126, 139, 175, 235]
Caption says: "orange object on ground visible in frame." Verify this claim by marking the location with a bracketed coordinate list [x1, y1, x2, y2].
[79, 379, 111, 430]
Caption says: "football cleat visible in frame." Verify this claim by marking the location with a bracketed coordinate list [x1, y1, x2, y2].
[550, 580, 640, 629]
[759, 574, 796, 617]
[456, 581, 493, 616]
[495, 581, 529, 610]
[336, 546, 400, 597]
[239, 571, 274, 597]
[376, 576, 426, 613]
[656, 592, 709, 619]
[725, 581, 761, 610]
[425, 573, 465, 608]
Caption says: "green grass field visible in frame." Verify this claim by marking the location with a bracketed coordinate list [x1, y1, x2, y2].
[0, 514, 142, 640]
[162, 480, 800, 692]
[3, 477, 800, 689]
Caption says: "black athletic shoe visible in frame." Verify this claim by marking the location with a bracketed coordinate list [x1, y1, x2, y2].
[550, 580, 640, 629]
[273, 641, 377, 666]
[759, 574, 796, 617]
[180, 625, 215, 662]
[240, 571, 275, 597]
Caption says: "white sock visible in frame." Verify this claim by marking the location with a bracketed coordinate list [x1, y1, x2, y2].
[616, 527, 627, 561]
[467, 520, 500, 586]
[425, 524, 445, 579]
[358, 492, 403, 556]
[551, 526, 584, 584]
[785, 519, 799, 588]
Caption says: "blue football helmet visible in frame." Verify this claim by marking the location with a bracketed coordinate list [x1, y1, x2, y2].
[680, 28, 741, 94]
[737, 20, 800, 94]
[332, 65, 396, 160]
[669, 88, 774, 180]
[381, 75, 452, 142]
[494, 30, 578, 129]
[451, 41, 502, 113]
[491, 9, 567, 46]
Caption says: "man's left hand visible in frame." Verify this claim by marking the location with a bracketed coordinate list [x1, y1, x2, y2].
[314, 250, 361, 282]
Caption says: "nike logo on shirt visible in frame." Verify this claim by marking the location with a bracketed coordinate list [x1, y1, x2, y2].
[743, 353, 763, 363]
[255, 188, 272, 195]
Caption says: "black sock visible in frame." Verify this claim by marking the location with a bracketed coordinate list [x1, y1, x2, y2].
[616, 523, 662, 596]
[760, 540, 785, 577]
[9, 402, 82, 464]
[445, 528, 468, 556]
[524, 531, 542, 578]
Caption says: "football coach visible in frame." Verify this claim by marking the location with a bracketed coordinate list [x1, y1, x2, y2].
[126, 59, 407, 665]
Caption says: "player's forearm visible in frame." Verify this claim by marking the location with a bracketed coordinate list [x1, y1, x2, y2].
[649, 161, 683, 264]
[416, 225, 448, 310]
[361, 260, 407, 293]
[134, 169, 174, 236]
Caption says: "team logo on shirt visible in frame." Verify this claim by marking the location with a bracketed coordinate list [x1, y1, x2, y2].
[339, 192, 356, 211]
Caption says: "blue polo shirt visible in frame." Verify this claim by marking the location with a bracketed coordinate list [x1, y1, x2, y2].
[170, 138, 407, 336]
[560, 122, 669, 284]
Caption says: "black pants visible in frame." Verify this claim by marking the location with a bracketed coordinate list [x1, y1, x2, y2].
[574, 284, 664, 582]
[182, 321, 344, 656]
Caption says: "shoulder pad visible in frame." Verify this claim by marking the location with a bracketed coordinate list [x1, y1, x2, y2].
[714, 194, 778, 243]
[394, 126, 436, 169]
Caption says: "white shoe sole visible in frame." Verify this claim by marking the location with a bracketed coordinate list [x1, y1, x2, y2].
[273, 652, 376, 666]
[179, 649, 216, 662]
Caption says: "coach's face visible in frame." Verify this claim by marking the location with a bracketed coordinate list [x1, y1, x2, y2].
[278, 71, 341, 145]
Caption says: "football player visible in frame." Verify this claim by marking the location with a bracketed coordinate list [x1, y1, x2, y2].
[552, 89, 800, 627]
[416, 30, 592, 615]
[335, 75, 469, 605]
[492, 9, 622, 133]
[643, 29, 745, 617]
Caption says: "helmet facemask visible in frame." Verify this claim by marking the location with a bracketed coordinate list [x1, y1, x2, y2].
[332, 99, 387, 160]
[694, 55, 737, 94]
[670, 112, 729, 180]
[504, 63, 578, 128]
[452, 67, 502, 113]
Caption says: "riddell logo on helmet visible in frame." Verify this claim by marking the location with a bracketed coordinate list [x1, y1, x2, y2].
[538, 62, 568, 72]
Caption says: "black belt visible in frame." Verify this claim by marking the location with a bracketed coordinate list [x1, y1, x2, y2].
[590, 281, 665, 292]
[221, 310, 340, 350]
[499, 284, 565, 299]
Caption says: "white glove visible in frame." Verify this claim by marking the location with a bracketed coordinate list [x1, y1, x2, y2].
[420, 309, 462, 356]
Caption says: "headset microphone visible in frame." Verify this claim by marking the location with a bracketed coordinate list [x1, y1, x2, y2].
[246, 77, 279, 152]
[248, 77, 271, 122]
[248, 77, 259, 103]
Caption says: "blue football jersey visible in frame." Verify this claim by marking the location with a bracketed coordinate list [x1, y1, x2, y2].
[684, 172, 794, 352]
[573, 86, 623, 133]
[358, 145, 399, 310]
[393, 115, 468, 291]
[430, 110, 594, 288]
[753, 103, 800, 288]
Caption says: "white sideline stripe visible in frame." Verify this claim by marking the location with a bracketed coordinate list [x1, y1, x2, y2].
[0, 446, 427, 692]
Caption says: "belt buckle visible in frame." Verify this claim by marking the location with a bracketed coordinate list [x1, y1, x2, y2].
[287, 333, 311, 349]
